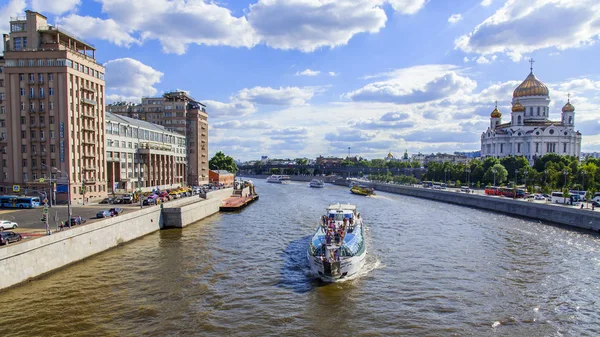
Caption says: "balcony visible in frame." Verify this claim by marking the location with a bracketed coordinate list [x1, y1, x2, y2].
[84, 178, 97, 185]
[81, 139, 95, 145]
[38, 79, 44, 84]
[83, 166, 96, 171]
[81, 111, 96, 119]
[29, 108, 35, 113]
[28, 79, 35, 84]
[82, 125, 95, 132]
[38, 94, 45, 99]
[81, 98, 97, 106]
[81, 85, 96, 93]
[82, 153, 95, 159]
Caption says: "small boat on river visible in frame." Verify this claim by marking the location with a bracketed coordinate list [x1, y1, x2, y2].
[350, 185, 375, 196]
[307, 203, 367, 282]
[266, 175, 289, 184]
[220, 180, 259, 212]
[309, 179, 324, 188]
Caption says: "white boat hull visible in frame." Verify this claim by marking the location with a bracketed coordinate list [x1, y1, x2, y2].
[307, 248, 367, 282]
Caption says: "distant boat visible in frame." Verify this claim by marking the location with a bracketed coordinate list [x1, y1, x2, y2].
[266, 175, 289, 184]
[309, 179, 324, 188]
[350, 185, 375, 196]
[307, 203, 367, 282]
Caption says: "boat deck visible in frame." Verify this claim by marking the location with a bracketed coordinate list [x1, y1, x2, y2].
[220, 194, 259, 212]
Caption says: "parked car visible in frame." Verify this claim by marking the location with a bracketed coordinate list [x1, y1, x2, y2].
[534, 194, 546, 201]
[109, 208, 123, 216]
[100, 197, 114, 204]
[590, 200, 600, 207]
[69, 217, 86, 226]
[0, 220, 18, 230]
[113, 197, 124, 204]
[0, 231, 22, 245]
[122, 194, 133, 204]
[143, 197, 157, 206]
[96, 210, 112, 218]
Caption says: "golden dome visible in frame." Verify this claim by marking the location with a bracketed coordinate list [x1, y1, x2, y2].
[513, 72, 549, 98]
[387, 152, 394, 158]
[490, 107, 502, 118]
[562, 101, 575, 112]
[512, 101, 525, 112]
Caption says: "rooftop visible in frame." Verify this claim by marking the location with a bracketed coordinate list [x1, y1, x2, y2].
[105, 112, 184, 137]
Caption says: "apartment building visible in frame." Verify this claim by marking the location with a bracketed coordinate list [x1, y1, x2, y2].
[108, 91, 209, 186]
[105, 112, 187, 193]
[0, 10, 107, 203]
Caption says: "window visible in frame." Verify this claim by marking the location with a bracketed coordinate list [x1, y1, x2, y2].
[19, 73, 24, 81]
[22, 159, 27, 167]
[29, 87, 34, 97]
[20, 88, 24, 96]
[22, 37, 27, 49]
[0, 106, 4, 114]
[563, 143, 567, 153]
[0, 79, 3, 87]
[23, 173, 28, 182]
[40, 131, 45, 140]
[50, 144, 55, 153]
[569, 116, 572, 124]
[49, 117, 54, 124]
[31, 130, 36, 139]
[21, 130, 25, 138]
[50, 130, 55, 139]
[40, 102, 44, 111]
[20, 102, 25, 111]
[13, 37, 22, 50]
[51, 159, 56, 167]
[517, 115, 521, 124]
[39, 87, 44, 97]
[49, 102, 54, 110]
[1, 159, 5, 168]
[0, 120, 4, 127]
[49, 88, 54, 96]
[517, 143, 521, 153]
[20, 116, 25, 125]
[31, 144, 36, 153]
[48, 73, 54, 81]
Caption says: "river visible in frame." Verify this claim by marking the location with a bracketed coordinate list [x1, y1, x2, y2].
[1, 180, 599, 336]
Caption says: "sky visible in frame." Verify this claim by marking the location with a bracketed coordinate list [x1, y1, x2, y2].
[1, 0, 600, 162]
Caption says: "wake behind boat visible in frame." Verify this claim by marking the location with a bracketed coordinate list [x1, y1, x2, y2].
[308, 203, 367, 282]
[309, 179, 324, 188]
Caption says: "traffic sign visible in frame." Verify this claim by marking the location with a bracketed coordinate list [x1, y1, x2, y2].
[43, 208, 49, 214]
[44, 198, 48, 204]
[12, 185, 20, 192]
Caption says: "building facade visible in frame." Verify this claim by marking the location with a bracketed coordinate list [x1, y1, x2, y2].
[105, 112, 188, 193]
[0, 10, 107, 203]
[481, 62, 582, 164]
[108, 91, 209, 186]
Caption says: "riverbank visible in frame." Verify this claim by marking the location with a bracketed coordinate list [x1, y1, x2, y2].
[329, 178, 600, 232]
[0, 188, 232, 291]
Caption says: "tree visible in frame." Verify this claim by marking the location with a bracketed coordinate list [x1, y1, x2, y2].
[483, 164, 508, 186]
[209, 151, 238, 173]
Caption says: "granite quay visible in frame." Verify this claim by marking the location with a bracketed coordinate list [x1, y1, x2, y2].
[0, 188, 232, 291]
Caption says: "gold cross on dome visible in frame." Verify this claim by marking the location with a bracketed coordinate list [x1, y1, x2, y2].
[529, 58, 535, 72]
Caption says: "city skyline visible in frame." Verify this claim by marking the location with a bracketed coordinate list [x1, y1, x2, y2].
[2, 0, 599, 161]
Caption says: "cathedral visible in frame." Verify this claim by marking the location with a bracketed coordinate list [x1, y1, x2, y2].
[480, 60, 582, 164]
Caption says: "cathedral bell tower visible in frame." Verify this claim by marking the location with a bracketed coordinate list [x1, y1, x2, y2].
[511, 100, 525, 126]
[562, 94, 575, 126]
[490, 101, 502, 130]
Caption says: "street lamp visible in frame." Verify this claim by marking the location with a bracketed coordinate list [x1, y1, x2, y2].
[563, 169, 569, 188]
[581, 170, 587, 191]
[53, 167, 71, 229]
[524, 170, 528, 192]
[445, 168, 449, 185]
[492, 168, 497, 187]
[465, 168, 471, 187]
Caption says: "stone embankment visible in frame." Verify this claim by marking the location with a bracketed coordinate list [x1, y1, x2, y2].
[333, 179, 600, 232]
[0, 188, 233, 291]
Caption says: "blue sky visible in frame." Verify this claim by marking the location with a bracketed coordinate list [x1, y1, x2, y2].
[2, 0, 600, 161]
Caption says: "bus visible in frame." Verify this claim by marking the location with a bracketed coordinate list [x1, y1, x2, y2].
[17, 197, 41, 208]
[0, 195, 40, 208]
[550, 192, 567, 204]
[484, 186, 502, 196]
[569, 190, 586, 202]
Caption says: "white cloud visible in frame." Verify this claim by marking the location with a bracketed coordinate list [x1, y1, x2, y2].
[455, 0, 600, 61]
[329, 72, 338, 76]
[248, 0, 387, 52]
[296, 69, 320, 76]
[60, 0, 259, 55]
[203, 86, 317, 118]
[463, 56, 470, 63]
[237, 86, 315, 106]
[344, 65, 477, 104]
[31, 0, 80, 15]
[480, 0, 492, 6]
[448, 13, 463, 24]
[103, 58, 164, 102]
[475, 55, 497, 64]
[57, 15, 141, 47]
[384, 0, 427, 14]
[212, 120, 273, 129]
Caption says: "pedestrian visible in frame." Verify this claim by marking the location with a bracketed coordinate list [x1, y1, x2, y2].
[581, 203, 584, 209]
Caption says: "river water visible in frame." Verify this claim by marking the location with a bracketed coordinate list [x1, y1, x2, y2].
[1, 180, 599, 336]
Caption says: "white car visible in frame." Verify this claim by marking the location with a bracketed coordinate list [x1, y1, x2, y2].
[534, 194, 546, 201]
[0, 220, 18, 230]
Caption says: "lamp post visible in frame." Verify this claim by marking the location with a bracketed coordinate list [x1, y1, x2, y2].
[524, 170, 528, 192]
[465, 168, 471, 187]
[41, 163, 54, 208]
[544, 169, 548, 185]
[445, 168, 449, 185]
[581, 170, 586, 191]
[53, 167, 71, 229]
[563, 169, 569, 188]
[493, 168, 497, 187]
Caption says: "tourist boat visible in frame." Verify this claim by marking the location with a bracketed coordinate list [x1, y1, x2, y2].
[266, 175, 289, 184]
[309, 179, 324, 188]
[350, 185, 375, 196]
[308, 203, 367, 282]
